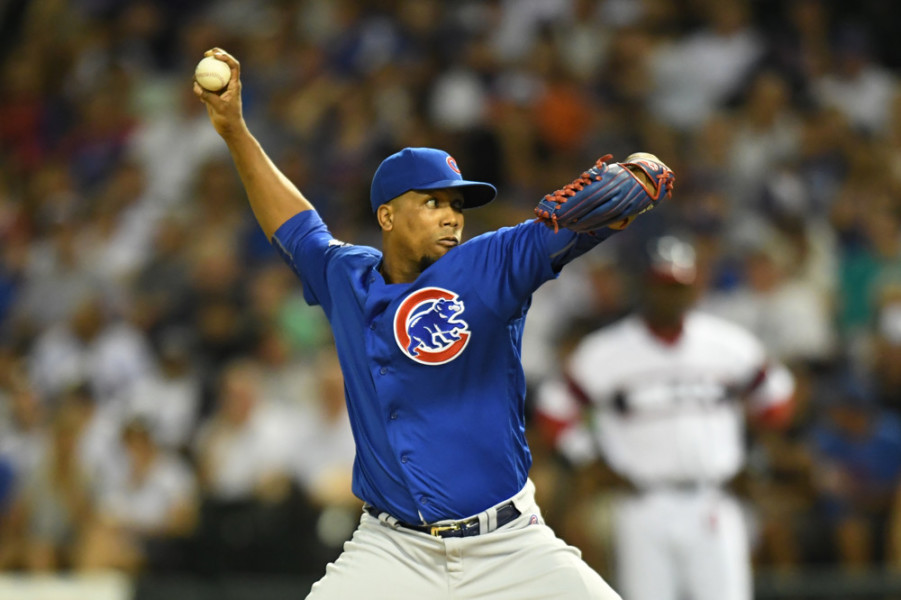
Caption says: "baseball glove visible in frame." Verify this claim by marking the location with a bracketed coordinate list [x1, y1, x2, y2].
[534, 153, 674, 233]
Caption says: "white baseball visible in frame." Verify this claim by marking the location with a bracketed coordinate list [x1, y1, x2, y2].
[195, 56, 231, 92]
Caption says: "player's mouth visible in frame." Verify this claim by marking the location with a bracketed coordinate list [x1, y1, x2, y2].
[437, 236, 459, 248]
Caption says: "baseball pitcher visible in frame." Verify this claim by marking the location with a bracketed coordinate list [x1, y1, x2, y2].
[194, 48, 673, 600]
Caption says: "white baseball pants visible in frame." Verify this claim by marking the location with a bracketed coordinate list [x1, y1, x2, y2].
[306, 479, 620, 600]
[613, 486, 751, 600]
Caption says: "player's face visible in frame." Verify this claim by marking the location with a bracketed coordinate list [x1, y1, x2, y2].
[644, 279, 696, 326]
[388, 188, 465, 269]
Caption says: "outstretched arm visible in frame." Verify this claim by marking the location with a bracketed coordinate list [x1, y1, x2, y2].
[193, 48, 313, 239]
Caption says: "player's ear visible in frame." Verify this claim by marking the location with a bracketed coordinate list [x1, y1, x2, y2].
[377, 204, 393, 231]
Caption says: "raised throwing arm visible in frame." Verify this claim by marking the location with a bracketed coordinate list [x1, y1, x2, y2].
[193, 48, 313, 239]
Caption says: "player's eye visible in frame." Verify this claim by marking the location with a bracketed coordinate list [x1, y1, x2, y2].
[452, 199, 464, 211]
[425, 197, 437, 208]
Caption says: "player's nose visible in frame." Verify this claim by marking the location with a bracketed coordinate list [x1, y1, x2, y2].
[441, 207, 461, 228]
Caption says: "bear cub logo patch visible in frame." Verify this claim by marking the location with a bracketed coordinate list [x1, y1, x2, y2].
[394, 287, 470, 365]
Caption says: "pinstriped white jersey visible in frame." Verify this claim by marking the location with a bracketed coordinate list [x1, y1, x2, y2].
[557, 311, 794, 487]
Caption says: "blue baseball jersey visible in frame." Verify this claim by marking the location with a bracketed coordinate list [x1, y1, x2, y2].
[272, 209, 611, 523]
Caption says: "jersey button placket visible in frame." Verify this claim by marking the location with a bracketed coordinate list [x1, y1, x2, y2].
[379, 366, 388, 375]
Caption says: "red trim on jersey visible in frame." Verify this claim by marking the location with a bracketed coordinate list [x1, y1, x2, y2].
[744, 365, 768, 395]
[744, 364, 794, 428]
[564, 372, 594, 407]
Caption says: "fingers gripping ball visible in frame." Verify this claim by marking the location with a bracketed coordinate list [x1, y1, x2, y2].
[534, 153, 675, 233]
[195, 56, 231, 92]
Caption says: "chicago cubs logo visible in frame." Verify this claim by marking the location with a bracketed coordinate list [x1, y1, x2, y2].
[446, 156, 461, 174]
[394, 287, 470, 365]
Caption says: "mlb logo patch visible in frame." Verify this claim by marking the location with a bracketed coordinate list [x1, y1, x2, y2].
[529, 514, 539, 525]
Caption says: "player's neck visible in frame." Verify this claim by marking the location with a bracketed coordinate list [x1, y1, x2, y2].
[379, 255, 420, 285]
[642, 316, 684, 345]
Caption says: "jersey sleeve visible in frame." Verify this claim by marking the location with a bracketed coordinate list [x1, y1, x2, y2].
[720, 318, 795, 417]
[467, 220, 615, 318]
[746, 360, 795, 419]
[544, 223, 617, 272]
[270, 210, 335, 310]
[533, 378, 599, 466]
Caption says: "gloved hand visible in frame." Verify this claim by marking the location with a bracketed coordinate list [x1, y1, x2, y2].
[534, 153, 674, 233]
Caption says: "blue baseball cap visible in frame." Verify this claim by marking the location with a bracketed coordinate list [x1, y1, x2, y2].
[370, 147, 497, 213]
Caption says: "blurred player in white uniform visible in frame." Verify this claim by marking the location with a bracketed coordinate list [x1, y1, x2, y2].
[537, 236, 795, 600]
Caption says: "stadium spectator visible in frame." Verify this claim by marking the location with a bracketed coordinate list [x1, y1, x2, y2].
[193, 359, 296, 504]
[647, 0, 765, 131]
[27, 293, 155, 406]
[808, 373, 901, 569]
[5, 401, 93, 571]
[812, 25, 896, 136]
[122, 327, 201, 453]
[702, 229, 837, 366]
[76, 418, 199, 573]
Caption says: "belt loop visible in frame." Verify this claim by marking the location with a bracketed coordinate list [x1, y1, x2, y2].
[486, 506, 498, 533]
[510, 478, 537, 517]
[367, 505, 401, 528]
[477, 511, 488, 534]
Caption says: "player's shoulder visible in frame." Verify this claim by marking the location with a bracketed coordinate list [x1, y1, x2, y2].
[567, 316, 642, 382]
[438, 221, 537, 268]
[575, 315, 642, 354]
[326, 238, 381, 262]
[687, 311, 756, 340]
[273, 210, 379, 263]
[462, 220, 537, 246]
[686, 310, 765, 355]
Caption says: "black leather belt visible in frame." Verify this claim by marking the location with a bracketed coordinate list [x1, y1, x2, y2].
[365, 502, 521, 538]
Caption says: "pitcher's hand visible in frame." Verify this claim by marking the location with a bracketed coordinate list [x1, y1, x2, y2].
[193, 48, 246, 141]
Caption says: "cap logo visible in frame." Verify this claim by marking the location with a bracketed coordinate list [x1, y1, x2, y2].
[394, 287, 470, 365]
[446, 156, 461, 174]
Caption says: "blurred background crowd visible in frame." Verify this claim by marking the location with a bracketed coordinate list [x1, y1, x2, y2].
[2, 0, 901, 592]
